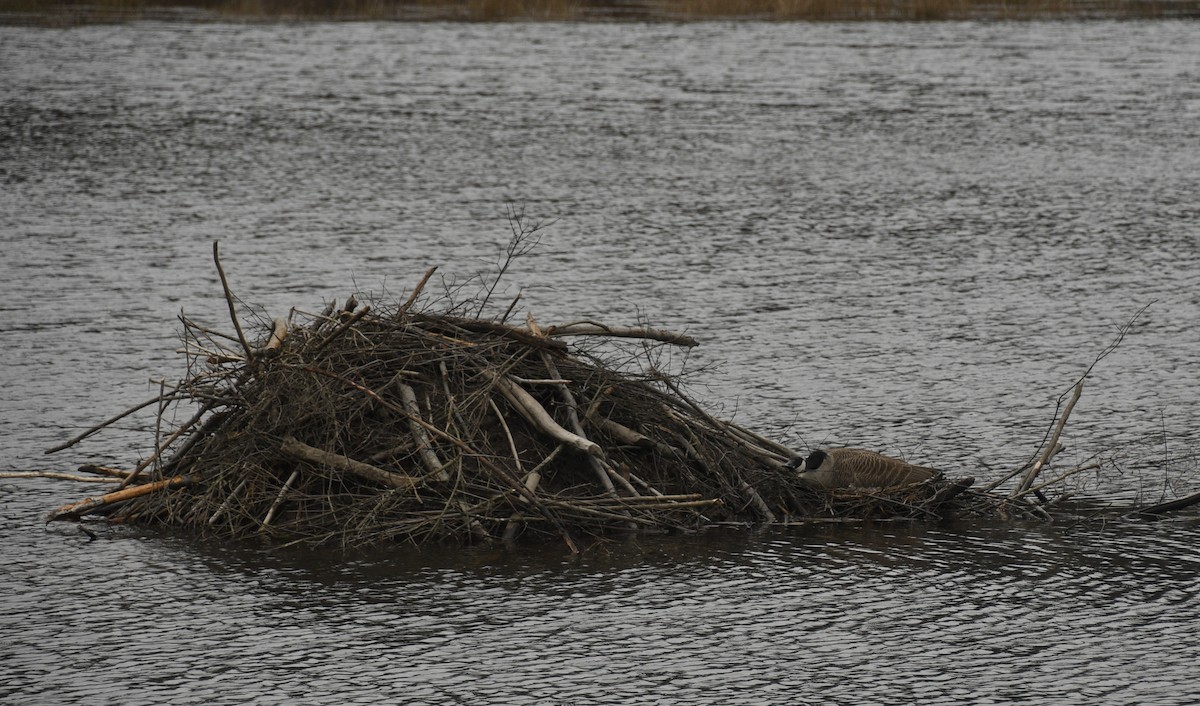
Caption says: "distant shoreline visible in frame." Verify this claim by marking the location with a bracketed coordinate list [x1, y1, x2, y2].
[3, 0, 1199, 24]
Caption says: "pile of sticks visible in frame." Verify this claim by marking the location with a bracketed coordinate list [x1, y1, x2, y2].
[35, 243, 1193, 550]
[41, 244, 814, 549]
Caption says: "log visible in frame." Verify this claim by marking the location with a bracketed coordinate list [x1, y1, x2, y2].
[280, 437, 419, 490]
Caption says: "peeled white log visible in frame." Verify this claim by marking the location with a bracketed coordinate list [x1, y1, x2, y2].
[489, 373, 601, 457]
[545, 321, 697, 348]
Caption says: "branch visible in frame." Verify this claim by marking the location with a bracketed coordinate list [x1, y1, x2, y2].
[546, 321, 698, 348]
[212, 240, 254, 362]
[280, 436, 419, 491]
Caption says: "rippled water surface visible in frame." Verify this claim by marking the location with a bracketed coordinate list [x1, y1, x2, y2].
[2, 19, 1200, 705]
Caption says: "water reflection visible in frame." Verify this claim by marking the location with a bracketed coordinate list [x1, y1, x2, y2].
[4, 474, 1199, 704]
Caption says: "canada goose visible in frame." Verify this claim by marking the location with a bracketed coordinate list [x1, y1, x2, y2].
[789, 448, 941, 490]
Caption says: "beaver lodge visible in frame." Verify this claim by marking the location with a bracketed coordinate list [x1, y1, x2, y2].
[37, 241, 1199, 551]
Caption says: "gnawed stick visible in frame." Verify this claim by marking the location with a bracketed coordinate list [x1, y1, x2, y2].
[202, 317, 287, 364]
[497, 444, 564, 543]
[603, 463, 641, 497]
[399, 266, 438, 314]
[598, 417, 654, 448]
[263, 317, 288, 351]
[260, 470, 300, 530]
[498, 397, 535, 544]
[281, 436, 419, 490]
[546, 321, 698, 348]
[539, 352, 638, 531]
[48, 475, 194, 521]
[739, 481, 778, 524]
[209, 478, 248, 525]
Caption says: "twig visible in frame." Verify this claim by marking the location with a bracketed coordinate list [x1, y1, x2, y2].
[44, 392, 182, 455]
[212, 240, 254, 363]
[0, 471, 121, 483]
[1011, 462, 1102, 501]
[118, 402, 214, 489]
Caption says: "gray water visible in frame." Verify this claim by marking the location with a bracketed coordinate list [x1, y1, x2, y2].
[2, 19, 1199, 705]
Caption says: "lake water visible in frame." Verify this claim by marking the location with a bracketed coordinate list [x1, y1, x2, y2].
[2, 19, 1199, 705]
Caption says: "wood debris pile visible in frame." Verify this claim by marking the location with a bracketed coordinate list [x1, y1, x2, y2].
[41, 243, 1189, 551]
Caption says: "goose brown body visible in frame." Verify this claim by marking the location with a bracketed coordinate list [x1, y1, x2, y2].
[797, 448, 941, 489]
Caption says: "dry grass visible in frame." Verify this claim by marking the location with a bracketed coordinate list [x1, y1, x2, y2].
[662, 0, 1189, 20]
